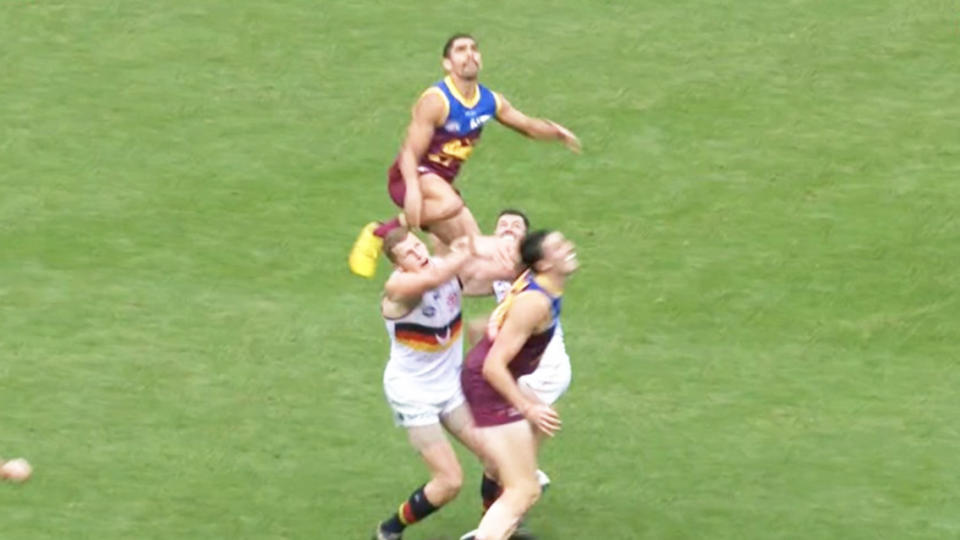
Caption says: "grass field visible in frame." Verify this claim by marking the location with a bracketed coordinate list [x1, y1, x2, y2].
[2, 0, 959, 538]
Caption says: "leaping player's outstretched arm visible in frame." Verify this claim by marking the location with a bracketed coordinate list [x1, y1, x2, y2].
[495, 94, 581, 154]
[398, 91, 446, 229]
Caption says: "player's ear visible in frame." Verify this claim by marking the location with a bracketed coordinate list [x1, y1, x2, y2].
[442, 56, 453, 73]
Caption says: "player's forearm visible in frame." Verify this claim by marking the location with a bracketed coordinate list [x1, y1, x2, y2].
[482, 361, 535, 413]
[386, 251, 470, 298]
[521, 117, 564, 140]
[399, 146, 423, 186]
[460, 277, 494, 297]
[429, 250, 471, 283]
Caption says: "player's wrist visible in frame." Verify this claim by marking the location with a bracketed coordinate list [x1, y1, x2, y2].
[519, 400, 537, 417]
[544, 120, 561, 138]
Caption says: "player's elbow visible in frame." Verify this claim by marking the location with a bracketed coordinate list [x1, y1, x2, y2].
[481, 360, 504, 383]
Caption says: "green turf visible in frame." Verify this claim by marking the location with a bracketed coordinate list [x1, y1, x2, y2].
[2, 0, 959, 538]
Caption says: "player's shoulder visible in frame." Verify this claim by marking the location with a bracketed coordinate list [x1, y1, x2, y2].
[416, 83, 450, 119]
[513, 289, 552, 313]
[418, 83, 448, 104]
[382, 278, 421, 318]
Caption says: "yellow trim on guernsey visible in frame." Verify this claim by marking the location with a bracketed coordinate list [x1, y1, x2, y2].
[533, 273, 564, 297]
[444, 76, 481, 108]
[420, 86, 450, 124]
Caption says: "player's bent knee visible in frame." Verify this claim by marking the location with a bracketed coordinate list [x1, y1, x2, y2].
[430, 458, 464, 500]
[431, 469, 464, 502]
[501, 480, 540, 513]
[517, 480, 541, 509]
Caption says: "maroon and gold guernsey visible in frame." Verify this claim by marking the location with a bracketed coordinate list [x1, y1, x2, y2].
[387, 76, 502, 207]
[461, 270, 563, 427]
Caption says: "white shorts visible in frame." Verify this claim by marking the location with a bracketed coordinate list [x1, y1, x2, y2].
[383, 372, 466, 428]
[518, 338, 572, 405]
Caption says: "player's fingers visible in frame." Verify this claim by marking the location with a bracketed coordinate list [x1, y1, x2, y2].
[540, 418, 560, 436]
[496, 250, 514, 270]
[540, 410, 561, 429]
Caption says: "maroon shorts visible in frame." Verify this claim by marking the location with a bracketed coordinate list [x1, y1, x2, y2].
[461, 339, 526, 427]
[386, 160, 461, 209]
[387, 161, 407, 208]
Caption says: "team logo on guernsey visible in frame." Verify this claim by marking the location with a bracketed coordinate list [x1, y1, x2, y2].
[395, 313, 463, 353]
[435, 327, 452, 346]
[469, 114, 492, 130]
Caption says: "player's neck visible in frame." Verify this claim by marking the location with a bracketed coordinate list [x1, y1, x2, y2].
[533, 271, 565, 296]
[448, 75, 478, 100]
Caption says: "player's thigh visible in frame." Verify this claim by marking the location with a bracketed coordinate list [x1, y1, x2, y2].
[441, 403, 489, 462]
[407, 424, 462, 479]
[419, 173, 464, 223]
[479, 421, 538, 489]
[428, 233, 450, 256]
[456, 205, 481, 236]
[429, 207, 481, 246]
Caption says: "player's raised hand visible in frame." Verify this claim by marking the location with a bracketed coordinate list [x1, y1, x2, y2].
[524, 402, 562, 437]
[550, 121, 581, 154]
[473, 235, 517, 273]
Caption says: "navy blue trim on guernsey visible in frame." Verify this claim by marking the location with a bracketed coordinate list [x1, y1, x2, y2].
[393, 312, 462, 336]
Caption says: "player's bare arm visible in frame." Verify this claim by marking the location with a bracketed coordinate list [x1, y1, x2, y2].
[481, 292, 562, 436]
[461, 278, 495, 297]
[384, 248, 472, 303]
[459, 262, 514, 295]
[458, 235, 518, 292]
[398, 91, 447, 229]
[495, 94, 581, 153]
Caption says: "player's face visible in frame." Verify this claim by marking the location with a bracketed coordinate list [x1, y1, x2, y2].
[540, 232, 579, 275]
[391, 233, 431, 272]
[443, 38, 482, 80]
[494, 214, 527, 243]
